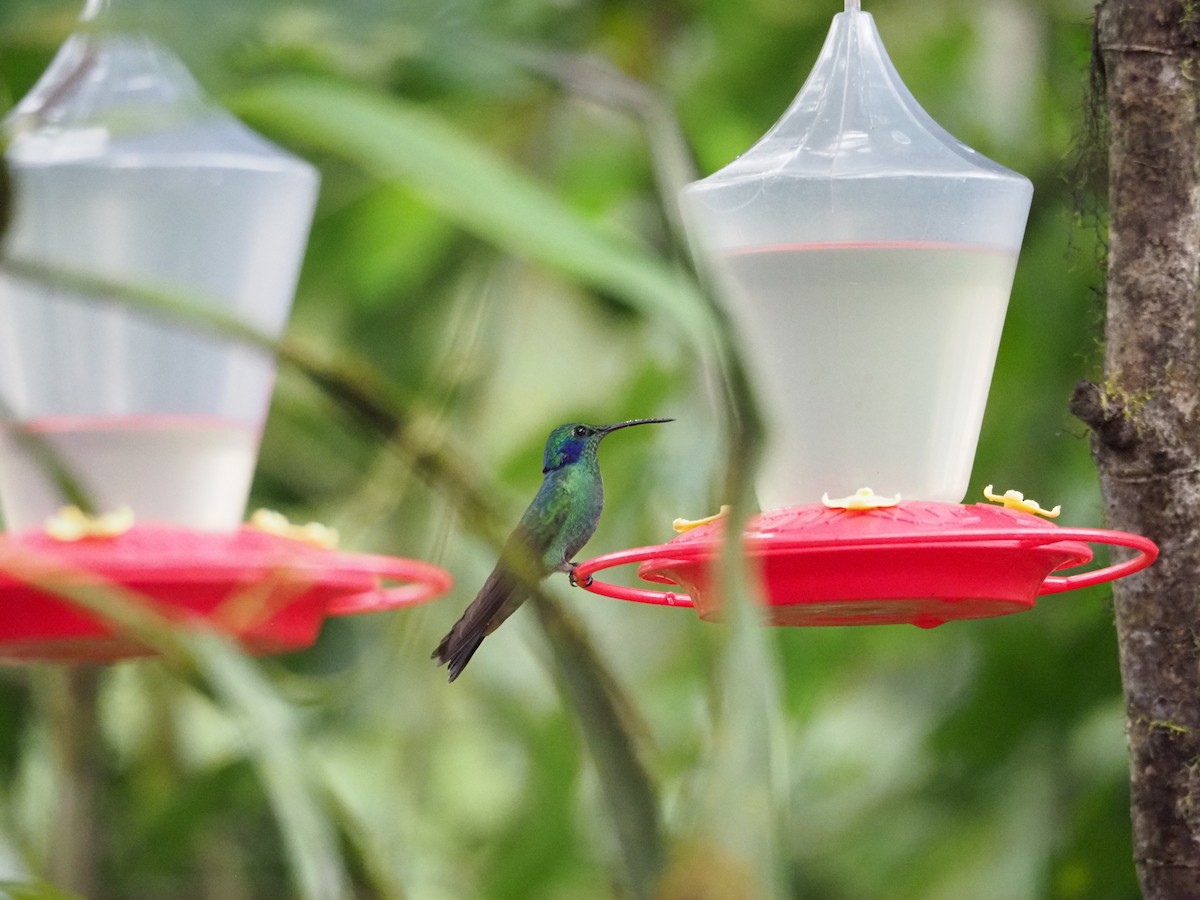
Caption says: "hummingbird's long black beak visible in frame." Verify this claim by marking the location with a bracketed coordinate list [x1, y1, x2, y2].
[598, 417, 674, 434]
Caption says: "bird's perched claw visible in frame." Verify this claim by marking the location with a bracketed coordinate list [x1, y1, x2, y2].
[568, 563, 593, 588]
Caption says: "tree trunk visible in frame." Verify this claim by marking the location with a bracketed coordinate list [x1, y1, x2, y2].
[1073, 2, 1200, 896]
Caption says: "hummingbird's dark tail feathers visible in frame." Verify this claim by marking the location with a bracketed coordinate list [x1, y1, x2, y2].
[431, 628, 485, 683]
[431, 564, 522, 682]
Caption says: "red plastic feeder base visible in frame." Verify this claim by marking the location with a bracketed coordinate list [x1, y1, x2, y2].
[0, 525, 452, 663]
[571, 500, 1157, 628]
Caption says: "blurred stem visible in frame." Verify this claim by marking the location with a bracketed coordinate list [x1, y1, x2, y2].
[43, 666, 102, 896]
[144, 670, 255, 900]
[0, 256, 507, 538]
[458, 57, 775, 890]
[189, 635, 351, 900]
[0, 395, 94, 516]
[508, 44, 765, 493]
[523, 43, 789, 896]
[195, 835, 255, 900]
[508, 46, 698, 243]
[529, 594, 663, 899]
[682, 259, 786, 898]
[0, 95, 747, 884]
[0, 257, 656, 896]
[0, 552, 347, 898]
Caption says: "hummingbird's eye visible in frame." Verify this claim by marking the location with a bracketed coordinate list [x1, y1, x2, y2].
[572, 425, 588, 437]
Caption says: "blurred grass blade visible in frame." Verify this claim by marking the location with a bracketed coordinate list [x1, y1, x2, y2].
[188, 634, 351, 900]
[700, 585, 789, 896]
[0, 258, 277, 354]
[0, 539, 348, 899]
[529, 593, 664, 899]
[0, 394, 95, 516]
[229, 77, 714, 350]
[0, 256, 509, 538]
[0, 545, 193, 664]
[0, 157, 11, 244]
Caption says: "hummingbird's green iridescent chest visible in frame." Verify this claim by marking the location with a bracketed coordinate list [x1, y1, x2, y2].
[529, 455, 604, 572]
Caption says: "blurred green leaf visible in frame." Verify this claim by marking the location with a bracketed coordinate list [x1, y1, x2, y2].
[229, 77, 715, 350]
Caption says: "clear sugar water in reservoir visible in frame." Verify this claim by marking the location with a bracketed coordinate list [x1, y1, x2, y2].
[0, 417, 259, 531]
[718, 241, 1017, 507]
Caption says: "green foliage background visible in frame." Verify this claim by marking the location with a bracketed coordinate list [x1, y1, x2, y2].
[0, 0, 1130, 898]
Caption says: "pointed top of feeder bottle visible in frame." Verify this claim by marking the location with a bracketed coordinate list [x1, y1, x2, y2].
[7, 0, 263, 156]
[686, 0, 1032, 248]
[718, 0, 1018, 181]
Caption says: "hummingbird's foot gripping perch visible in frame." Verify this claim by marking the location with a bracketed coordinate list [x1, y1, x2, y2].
[432, 417, 672, 681]
[568, 563, 593, 589]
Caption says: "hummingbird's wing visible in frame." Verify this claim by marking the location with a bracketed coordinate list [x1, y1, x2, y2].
[432, 500, 570, 682]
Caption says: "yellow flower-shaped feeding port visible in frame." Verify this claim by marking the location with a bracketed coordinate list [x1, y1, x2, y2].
[821, 488, 902, 510]
[672, 505, 732, 534]
[45, 505, 135, 541]
[249, 509, 340, 549]
[982, 485, 1061, 519]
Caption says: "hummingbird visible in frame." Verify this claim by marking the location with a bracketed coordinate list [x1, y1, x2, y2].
[432, 417, 672, 681]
